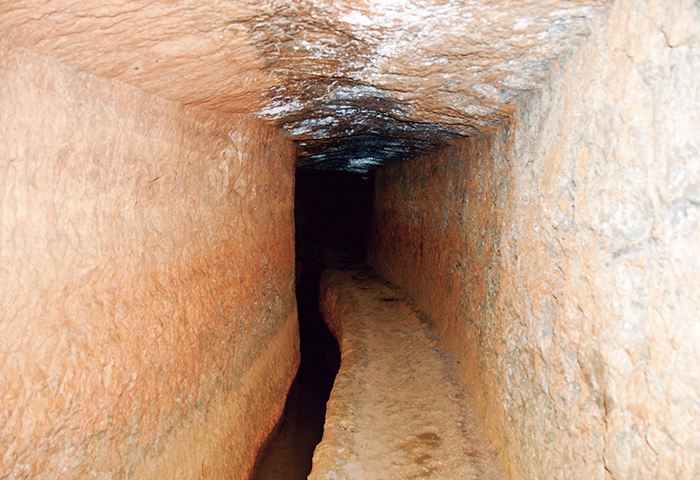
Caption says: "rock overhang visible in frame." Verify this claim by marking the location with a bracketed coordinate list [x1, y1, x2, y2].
[0, 0, 606, 172]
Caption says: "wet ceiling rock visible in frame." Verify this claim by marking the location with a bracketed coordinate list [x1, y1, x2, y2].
[1, 0, 605, 171]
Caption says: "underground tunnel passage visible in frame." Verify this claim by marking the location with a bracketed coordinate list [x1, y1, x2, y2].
[250, 171, 370, 479]
[0, 1, 699, 479]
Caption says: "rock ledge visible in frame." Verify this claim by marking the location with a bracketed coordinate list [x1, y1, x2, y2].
[311, 268, 505, 479]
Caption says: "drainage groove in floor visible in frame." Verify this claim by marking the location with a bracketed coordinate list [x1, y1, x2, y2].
[250, 263, 340, 480]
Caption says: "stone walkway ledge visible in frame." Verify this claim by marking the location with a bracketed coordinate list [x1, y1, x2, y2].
[309, 268, 506, 480]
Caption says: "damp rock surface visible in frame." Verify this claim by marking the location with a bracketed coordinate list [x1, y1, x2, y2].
[311, 268, 505, 480]
[0, 0, 606, 171]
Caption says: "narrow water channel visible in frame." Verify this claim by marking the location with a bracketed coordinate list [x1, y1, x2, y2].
[249, 263, 339, 480]
[250, 170, 371, 479]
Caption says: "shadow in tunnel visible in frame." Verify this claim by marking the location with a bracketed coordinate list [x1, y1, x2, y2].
[249, 170, 374, 480]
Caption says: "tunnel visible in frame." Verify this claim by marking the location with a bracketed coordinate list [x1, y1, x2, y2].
[0, 1, 699, 479]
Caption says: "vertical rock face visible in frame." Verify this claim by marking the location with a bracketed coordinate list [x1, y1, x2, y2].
[0, 39, 298, 478]
[371, 1, 700, 478]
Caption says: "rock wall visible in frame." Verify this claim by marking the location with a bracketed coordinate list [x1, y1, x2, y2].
[370, 1, 700, 478]
[0, 39, 298, 479]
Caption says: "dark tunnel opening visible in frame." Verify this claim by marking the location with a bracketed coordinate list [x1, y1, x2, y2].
[250, 169, 374, 479]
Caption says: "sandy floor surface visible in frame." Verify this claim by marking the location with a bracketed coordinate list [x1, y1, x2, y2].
[309, 268, 506, 480]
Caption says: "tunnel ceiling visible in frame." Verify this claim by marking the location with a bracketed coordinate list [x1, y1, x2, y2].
[1, 0, 604, 172]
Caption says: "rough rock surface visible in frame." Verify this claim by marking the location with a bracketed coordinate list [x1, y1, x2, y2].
[311, 268, 505, 479]
[371, 1, 700, 478]
[0, 0, 606, 171]
[0, 39, 298, 479]
[0, 0, 698, 479]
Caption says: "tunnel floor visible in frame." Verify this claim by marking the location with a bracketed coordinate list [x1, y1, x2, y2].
[250, 167, 505, 477]
[308, 269, 506, 479]
[249, 223, 509, 479]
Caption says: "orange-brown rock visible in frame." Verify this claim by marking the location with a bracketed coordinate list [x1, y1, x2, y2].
[0, 39, 298, 478]
[0, 0, 697, 479]
[311, 269, 505, 479]
[371, 2, 700, 477]
[0, 0, 607, 170]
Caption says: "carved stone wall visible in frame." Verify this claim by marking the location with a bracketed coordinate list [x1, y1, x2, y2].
[371, 1, 700, 477]
[0, 39, 298, 479]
